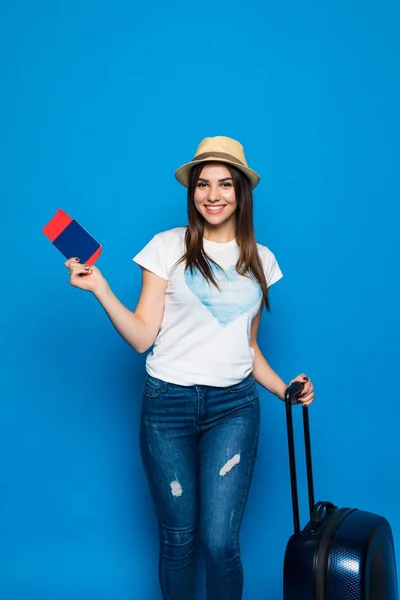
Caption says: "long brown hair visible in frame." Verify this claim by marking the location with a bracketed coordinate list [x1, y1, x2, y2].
[175, 162, 271, 311]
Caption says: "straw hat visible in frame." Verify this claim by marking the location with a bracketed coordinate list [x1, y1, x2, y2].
[174, 136, 260, 189]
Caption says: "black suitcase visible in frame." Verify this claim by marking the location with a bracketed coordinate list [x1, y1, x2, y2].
[283, 382, 398, 600]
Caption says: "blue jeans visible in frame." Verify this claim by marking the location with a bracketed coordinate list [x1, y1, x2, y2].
[139, 373, 260, 600]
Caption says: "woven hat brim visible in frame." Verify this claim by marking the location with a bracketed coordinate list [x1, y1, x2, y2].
[175, 157, 260, 190]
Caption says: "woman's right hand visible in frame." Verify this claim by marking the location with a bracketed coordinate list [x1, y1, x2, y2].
[64, 257, 108, 295]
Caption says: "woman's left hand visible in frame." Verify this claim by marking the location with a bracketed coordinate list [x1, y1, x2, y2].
[289, 374, 315, 407]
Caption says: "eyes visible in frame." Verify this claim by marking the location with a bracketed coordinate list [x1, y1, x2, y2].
[197, 181, 233, 188]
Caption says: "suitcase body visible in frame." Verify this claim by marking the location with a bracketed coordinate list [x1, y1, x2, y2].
[282, 383, 398, 600]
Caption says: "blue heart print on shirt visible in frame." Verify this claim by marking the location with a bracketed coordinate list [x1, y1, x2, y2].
[184, 265, 262, 327]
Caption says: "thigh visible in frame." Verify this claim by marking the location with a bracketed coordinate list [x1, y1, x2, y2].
[199, 381, 260, 539]
[140, 375, 199, 527]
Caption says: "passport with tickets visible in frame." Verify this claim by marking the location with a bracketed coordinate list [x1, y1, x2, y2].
[42, 209, 102, 265]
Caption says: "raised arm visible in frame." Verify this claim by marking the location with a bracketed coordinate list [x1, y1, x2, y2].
[65, 258, 167, 354]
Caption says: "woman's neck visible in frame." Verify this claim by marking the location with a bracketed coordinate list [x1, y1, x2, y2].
[202, 223, 236, 244]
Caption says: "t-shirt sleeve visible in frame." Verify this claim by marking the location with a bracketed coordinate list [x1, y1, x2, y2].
[260, 246, 283, 287]
[132, 233, 169, 280]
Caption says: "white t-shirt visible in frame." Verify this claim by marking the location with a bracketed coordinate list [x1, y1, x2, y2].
[132, 227, 283, 387]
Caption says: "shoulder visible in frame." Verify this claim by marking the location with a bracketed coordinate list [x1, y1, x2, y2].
[256, 242, 278, 263]
[256, 241, 283, 286]
[133, 227, 187, 279]
[151, 226, 187, 247]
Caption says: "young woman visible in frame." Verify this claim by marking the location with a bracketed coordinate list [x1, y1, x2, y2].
[65, 136, 314, 600]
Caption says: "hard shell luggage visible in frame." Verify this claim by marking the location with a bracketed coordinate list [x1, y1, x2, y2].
[283, 382, 398, 600]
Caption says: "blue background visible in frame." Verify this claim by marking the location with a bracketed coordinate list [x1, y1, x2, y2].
[1, 1, 399, 598]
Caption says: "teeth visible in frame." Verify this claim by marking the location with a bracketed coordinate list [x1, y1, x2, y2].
[206, 206, 225, 211]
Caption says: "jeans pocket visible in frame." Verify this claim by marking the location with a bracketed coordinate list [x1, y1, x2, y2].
[228, 375, 255, 394]
[143, 375, 167, 399]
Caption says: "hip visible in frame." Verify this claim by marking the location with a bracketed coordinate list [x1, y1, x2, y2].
[141, 372, 260, 425]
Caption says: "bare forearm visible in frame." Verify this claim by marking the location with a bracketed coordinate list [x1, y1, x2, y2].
[93, 284, 152, 353]
[251, 343, 287, 400]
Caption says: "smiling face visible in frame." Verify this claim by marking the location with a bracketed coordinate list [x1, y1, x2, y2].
[193, 163, 238, 235]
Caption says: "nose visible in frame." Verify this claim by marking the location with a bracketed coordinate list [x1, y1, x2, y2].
[208, 184, 220, 203]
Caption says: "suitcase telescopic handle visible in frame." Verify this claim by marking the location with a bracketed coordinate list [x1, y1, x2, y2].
[285, 381, 315, 534]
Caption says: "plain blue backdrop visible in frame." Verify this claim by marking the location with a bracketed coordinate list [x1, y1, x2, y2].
[1, 1, 399, 598]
